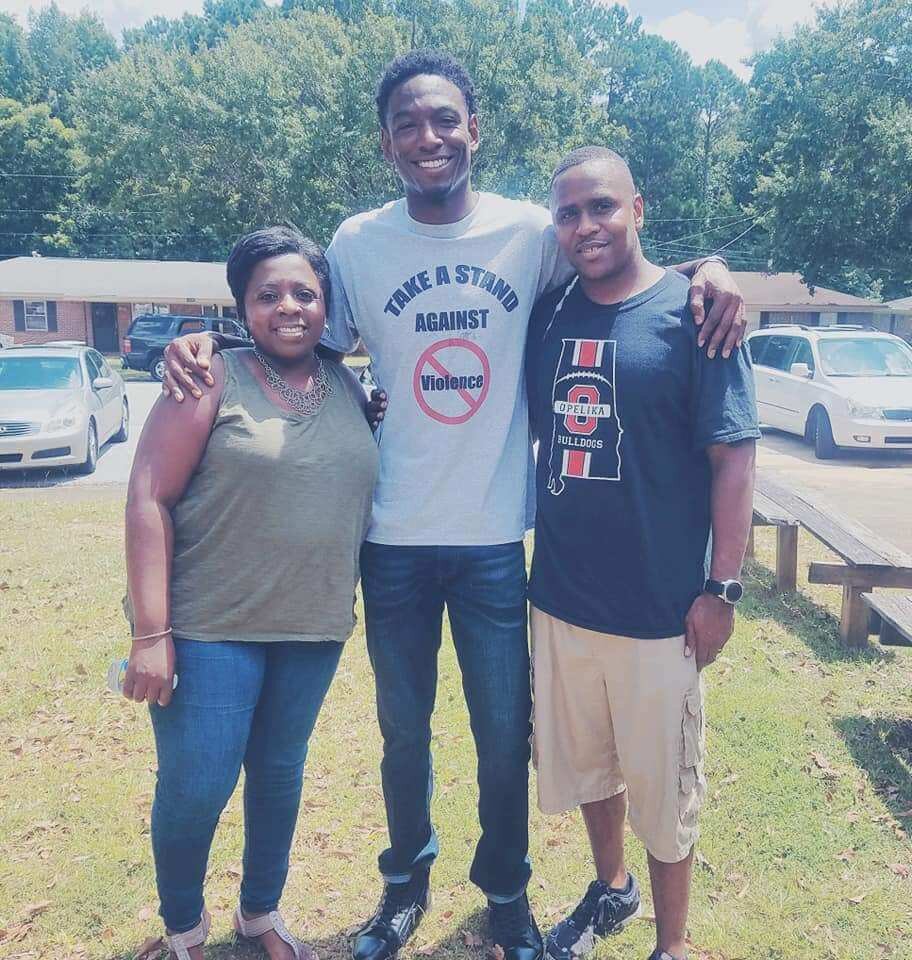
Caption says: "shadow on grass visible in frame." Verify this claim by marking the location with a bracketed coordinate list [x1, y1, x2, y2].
[110, 908, 491, 960]
[742, 560, 895, 666]
[833, 714, 912, 825]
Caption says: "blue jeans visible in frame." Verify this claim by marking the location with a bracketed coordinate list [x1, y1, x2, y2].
[149, 638, 343, 933]
[360, 541, 532, 901]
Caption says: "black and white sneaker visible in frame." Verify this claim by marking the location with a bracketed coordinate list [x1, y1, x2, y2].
[545, 875, 641, 960]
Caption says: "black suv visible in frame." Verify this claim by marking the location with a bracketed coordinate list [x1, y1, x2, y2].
[122, 314, 247, 381]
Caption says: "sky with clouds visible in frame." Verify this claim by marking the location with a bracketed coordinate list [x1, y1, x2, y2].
[1, 0, 832, 78]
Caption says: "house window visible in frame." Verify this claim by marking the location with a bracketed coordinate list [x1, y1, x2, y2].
[202, 304, 219, 317]
[221, 305, 238, 319]
[132, 303, 171, 318]
[24, 301, 48, 331]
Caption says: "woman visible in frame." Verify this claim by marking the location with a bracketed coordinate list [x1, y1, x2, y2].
[123, 226, 379, 960]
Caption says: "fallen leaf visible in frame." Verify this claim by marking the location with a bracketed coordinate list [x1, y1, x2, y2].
[22, 903, 50, 921]
[487, 946, 505, 960]
[847, 894, 866, 905]
[74, 664, 87, 676]
[462, 931, 484, 948]
[810, 752, 838, 776]
[137, 906, 155, 923]
[134, 935, 166, 960]
[888, 863, 910, 878]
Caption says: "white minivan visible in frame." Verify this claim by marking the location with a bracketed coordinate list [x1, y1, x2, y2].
[746, 325, 912, 459]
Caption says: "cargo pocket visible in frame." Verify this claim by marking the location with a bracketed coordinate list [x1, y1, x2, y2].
[678, 689, 706, 832]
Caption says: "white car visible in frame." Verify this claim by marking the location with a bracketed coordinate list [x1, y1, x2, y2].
[746, 326, 912, 459]
[0, 344, 129, 474]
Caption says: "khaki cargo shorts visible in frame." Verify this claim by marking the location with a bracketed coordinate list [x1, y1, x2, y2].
[531, 605, 706, 864]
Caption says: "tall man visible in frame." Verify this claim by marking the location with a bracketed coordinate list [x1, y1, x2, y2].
[525, 147, 759, 960]
[162, 52, 747, 960]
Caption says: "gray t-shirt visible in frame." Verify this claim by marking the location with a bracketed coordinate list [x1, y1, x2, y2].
[323, 192, 570, 546]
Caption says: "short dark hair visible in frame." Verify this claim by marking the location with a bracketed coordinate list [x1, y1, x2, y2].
[226, 225, 331, 321]
[376, 49, 476, 128]
[550, 146, 633, 189]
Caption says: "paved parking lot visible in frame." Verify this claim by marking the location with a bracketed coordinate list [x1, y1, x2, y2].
[755, 429, 912, 553]
[4, 387, 911, 553]
[1, 381, 159, 490]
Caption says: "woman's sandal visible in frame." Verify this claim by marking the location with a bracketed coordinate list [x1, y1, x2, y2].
[165, 909, 211, 960]
[233, 907, 317, 960]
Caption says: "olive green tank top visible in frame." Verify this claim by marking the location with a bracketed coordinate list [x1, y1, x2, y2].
[169, 349, 379, 643]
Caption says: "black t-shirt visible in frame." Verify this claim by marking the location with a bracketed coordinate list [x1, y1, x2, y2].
[526, 270, 760, 639]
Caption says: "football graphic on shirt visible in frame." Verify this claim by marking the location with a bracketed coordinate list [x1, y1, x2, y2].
[547, 338, 623, 495]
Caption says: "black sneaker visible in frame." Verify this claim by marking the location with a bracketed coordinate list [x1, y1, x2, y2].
[488, 893, 544, 960]
[545, 875, 641, 960]
[351, 870, 430, 960]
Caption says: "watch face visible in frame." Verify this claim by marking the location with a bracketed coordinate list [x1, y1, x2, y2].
[724, 581, 744, 603]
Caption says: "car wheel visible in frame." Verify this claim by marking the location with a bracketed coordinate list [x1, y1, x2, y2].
[112, 399, 129, 443]
[150, 355, 166, 382]
[813, 409, 838, 460]
[78, 421, 98, 475]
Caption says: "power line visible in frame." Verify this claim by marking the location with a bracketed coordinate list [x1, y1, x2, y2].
[643, 212, 765, 250]
[0, 172, 81, 179]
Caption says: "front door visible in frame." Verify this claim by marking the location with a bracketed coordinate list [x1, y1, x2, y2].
[91, 303, 119, 353]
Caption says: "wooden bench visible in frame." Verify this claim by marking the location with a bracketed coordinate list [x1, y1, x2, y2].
[862, 592, 912, 647]
[749, 490, 800, 592]
[752, 472, 912, 646]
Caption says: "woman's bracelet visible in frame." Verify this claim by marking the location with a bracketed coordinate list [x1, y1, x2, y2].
[131, 627, 173, 642]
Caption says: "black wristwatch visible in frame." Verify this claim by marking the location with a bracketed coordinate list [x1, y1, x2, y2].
[704, 578, 744, 605]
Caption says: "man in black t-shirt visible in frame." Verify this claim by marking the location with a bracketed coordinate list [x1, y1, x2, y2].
[526, 147, 759, 960]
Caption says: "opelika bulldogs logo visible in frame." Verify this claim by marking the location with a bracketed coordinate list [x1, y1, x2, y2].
[547, 338, 623, 496]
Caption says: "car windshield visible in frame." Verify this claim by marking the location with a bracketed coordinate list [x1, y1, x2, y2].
[0, 356, 84, 390]
[818, 338, 912, 377]
[130, 318, 173, 336]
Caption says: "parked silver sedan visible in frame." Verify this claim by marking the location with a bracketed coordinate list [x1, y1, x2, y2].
[0, 344, 129, 474]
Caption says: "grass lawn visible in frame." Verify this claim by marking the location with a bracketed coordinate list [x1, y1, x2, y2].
[1, 491, 910, 960]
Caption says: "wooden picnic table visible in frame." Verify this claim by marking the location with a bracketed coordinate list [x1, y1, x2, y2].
[752, 471, 912, 646]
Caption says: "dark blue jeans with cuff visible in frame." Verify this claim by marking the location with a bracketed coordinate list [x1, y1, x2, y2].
[149, 637, 343, 933]
[360, 540, 533, 903]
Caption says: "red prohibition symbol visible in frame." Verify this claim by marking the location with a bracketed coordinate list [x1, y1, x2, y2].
[413, 338, 491, 425]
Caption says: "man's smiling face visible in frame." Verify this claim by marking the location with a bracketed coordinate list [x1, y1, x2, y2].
[381, 73, 479, 206]
[550, 159, 644, 284]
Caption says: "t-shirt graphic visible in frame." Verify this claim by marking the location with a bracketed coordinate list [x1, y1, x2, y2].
[547, 338, 623, 496]
[322, 192, 573, 546]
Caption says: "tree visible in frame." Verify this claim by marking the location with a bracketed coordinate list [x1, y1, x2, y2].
[73, 0, 619, 259]
[26, 4, 117, 123]
[0, 99, 78, 257]
[748, 0, 912, 297]
[0, 14, 36, 103]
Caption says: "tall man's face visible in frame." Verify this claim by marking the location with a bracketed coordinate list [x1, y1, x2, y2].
[550, 159, 644, 284]
[381, 73, 479, 205]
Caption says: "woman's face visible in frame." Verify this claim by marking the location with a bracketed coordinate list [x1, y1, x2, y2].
[243, 253, 326, 362]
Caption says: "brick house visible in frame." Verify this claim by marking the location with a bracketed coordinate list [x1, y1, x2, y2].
[0, 256, 234, 353]
[734, 271, 910, 339]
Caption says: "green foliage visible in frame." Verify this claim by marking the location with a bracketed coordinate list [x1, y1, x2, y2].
[0, 13, 36, 102]
[0, 98, 78, 257]
[2, 0, 907, 295]
[25, 3, 117, 124]
[749, 0, 912, 297]
[72, 1, 616, 259]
